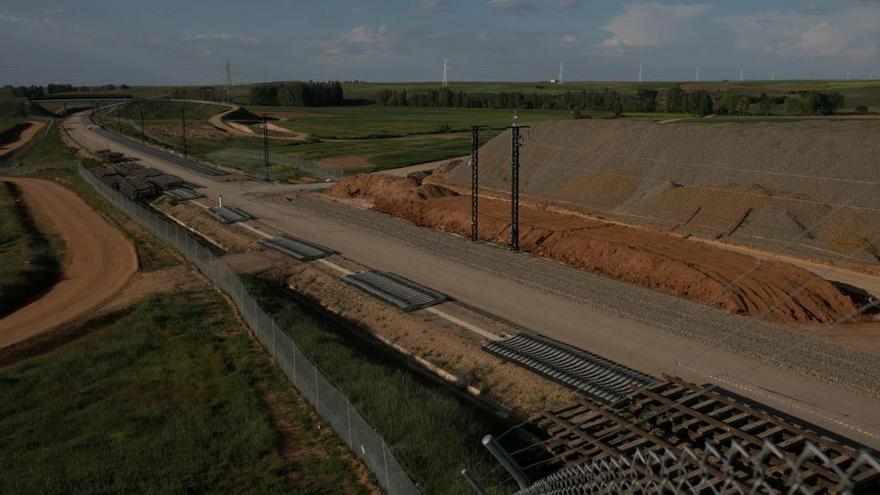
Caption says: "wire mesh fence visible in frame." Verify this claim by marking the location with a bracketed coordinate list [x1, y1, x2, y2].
[76, 162, 419, 494]
[206, 147, 344, 181]
[514, 439, 880, 495]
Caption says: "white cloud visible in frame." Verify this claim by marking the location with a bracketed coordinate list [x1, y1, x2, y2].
[419, 0, 451, 11]
[559, 35, 576, 47]
[184, 33, 260, 46]
[0, 13, 55, 28]
[487, 0, 535, 12]
[720, 5, 880, 62]
[320, 25, 391, 60]
[341, 25, 387, 44]
[597, 3, 713, 52]
[558, 0, 580, 9]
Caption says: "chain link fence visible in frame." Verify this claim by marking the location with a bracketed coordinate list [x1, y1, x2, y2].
[76, 162, 419, 494]
[514, 439, 880, 495]
[206, 147, 344, 181]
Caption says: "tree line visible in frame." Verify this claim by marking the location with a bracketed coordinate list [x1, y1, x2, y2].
[7, 83, 130, 99]
[377, 85, 846, 116]
[249, 81, 344, 106]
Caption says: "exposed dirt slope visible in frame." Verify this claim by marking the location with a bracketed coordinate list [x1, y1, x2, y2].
[329, 174, 859, 325]
[443, 120, 880, 266]
[0, 178, 138, 348]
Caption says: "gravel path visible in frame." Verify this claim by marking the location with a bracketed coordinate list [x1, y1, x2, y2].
[286, 193, 880, 398]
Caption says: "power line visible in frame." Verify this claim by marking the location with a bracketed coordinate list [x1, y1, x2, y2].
[225, 57, 232, 103]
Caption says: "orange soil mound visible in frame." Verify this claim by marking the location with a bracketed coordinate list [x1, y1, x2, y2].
[329, 174, 859, 325]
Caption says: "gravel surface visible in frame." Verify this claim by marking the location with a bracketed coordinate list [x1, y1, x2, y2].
[286, 192, 880, 398]
[444, 120, 880, 265]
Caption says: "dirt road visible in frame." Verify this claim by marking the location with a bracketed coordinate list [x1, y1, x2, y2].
[209, 106, 306, 140]
[64, 114, 880, 449]
[0, 178, 138, 348]
[0, 121, 46, 157]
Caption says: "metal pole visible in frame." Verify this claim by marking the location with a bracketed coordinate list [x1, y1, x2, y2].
[140, 105, 145, 143]
[482, 434, 530, 490]
[347, 399, 353, 447]
[263, 113, 270, 182]
[382, 440, 390, 488]
[314, 365, 320, 412]
[181, 107, 188, 157]
[461, 469, 488, 495]
[471, 125, 479, 242]
[510, 125, 520, 251]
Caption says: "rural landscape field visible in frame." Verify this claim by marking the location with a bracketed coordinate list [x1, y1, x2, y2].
[2, 1, 880, 494]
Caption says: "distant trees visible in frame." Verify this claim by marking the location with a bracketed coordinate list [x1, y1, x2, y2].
[249, 81, 344, 106]
[376, 85, 845, 118]
[377, 87, 660, 114]
[784, 91, 845, 115]
[11, 83, 133, 99]
[10, 86, 45, 99]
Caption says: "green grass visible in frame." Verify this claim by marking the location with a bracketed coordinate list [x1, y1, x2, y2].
[118, 100, 227, 121]
[0, 288, 371, 494]
[245, 275, 523, 495]
[0, 117, 26, 135]
[257, 105, 572, 139]
[0, 181, 60, 317]
[12, 119, 74, 166]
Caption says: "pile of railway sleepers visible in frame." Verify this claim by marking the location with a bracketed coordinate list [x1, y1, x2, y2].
[92, 150, 184, 200]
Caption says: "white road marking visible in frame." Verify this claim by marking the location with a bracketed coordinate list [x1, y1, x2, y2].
[237, 221, 273, 239]
[316, 258, 354, 276]
[425, 306, 502, 341]
[677, 362, 880, 441]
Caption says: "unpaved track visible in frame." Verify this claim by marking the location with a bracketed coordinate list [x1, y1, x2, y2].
[0, 178, 137, 348]
[0, 121, 46, 157]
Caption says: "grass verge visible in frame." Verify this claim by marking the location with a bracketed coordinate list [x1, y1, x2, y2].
[245, 274, 522, 495]
[0, 180, 61, 317]
[0, 287, 372, 494]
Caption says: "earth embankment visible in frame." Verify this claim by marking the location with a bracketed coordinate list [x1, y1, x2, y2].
[443, 120, 880, 266]
[329, 173, 860, 325]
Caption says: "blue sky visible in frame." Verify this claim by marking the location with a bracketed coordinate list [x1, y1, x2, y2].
[1, 0, 879, 85]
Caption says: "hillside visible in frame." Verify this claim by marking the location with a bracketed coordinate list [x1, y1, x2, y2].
[443, 119, 880, 266]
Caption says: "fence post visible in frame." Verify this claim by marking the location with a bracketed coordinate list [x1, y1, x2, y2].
[314, 365, 320, 413]
[347, 399, 353, 448]
[383, 440, 390, 492]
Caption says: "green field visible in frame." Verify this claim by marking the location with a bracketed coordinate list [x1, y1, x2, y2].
[11, 119, 73, 166]
[260, 105, 572, 139]
[0, 287, 373, 494]
[0, 181, 60, 317]
[118, 100, 227, 121]
[246, 275, 523, 495]
[0, 117, 26, 135]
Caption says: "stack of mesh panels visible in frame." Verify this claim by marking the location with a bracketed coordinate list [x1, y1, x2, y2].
[163, 187, 203, 201]
[482, 333, 656, 404]
[207, 205, 252, 224]
[342, 271, 448, 312]
[260, 235, 336, 261]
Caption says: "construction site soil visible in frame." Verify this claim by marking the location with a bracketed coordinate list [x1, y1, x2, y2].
[329, 174, 860, 326]
[443, 120, 880, 267]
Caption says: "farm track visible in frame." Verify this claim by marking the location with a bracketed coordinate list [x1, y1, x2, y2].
[284, 193, 880, 398]
[0, 178, 138, 349]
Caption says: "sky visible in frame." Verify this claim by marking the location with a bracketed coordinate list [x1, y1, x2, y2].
[1, 0, 879, 85]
